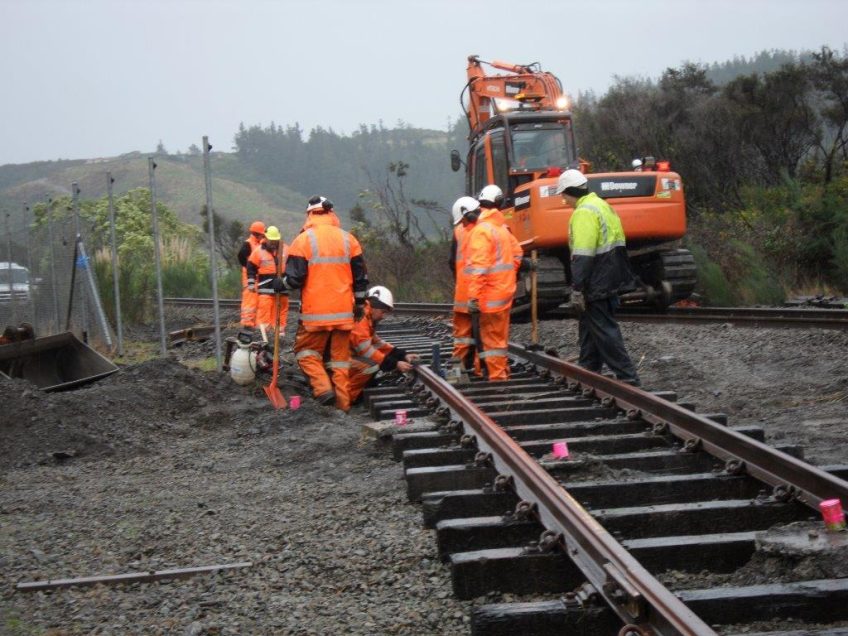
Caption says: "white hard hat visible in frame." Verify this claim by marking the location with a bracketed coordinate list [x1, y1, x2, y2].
[632, 158, 643, 169]
[367, 285, 394, 310]
[306, 195, 333, 213]
[451, 196, 481, 226]
[555, 169, 588, 195]
[478, 184, 504, 207]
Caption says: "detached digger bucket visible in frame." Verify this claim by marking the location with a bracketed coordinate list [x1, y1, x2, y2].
[0, 332, 118, 392]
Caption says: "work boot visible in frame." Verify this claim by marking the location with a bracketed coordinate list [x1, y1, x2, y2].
[315, 390, 336, 406]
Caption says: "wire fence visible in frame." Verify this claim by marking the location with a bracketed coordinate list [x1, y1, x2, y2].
[2, 142, 224, 363]
[1, 193, 115, 349]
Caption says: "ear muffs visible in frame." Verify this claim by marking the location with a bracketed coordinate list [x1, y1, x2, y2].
[322, 198, 333, 211]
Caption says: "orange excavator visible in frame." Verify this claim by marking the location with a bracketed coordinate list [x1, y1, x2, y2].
[452, 55, 696, 311]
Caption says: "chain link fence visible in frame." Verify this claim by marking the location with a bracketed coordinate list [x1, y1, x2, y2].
[2, 146, 229, 362]
[1, 193, 115, 349]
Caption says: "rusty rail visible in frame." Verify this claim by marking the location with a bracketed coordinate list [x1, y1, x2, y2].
[164, 297, 848, 329]
[414, 363, 715, 635]
[511, 344, 848, 511]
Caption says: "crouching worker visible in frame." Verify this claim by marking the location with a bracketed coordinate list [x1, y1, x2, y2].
[349, 286, 420, 405]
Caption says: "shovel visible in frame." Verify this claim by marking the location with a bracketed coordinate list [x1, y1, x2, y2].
[263, 254, 287, 409]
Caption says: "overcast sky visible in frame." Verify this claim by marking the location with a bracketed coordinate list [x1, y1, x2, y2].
[1, 0, 846, 166]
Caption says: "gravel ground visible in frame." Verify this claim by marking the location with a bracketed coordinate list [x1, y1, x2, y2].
[1, 309, 847, 635]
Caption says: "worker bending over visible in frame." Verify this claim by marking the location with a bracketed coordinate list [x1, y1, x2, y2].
[348, 286, 420, 404]
[237, 221, 265, 327]
[246, 225, 289, 340]
[277, 196, 368, 411]
[556, 169, 640, 386]
[448, 196, 481, 370]
[466, 185, 523, 380]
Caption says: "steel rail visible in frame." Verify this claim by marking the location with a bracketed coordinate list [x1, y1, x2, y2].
[414, 363, 715, 636]
[164, 298, 848, 328]
[511, 343, 848, 510]
[163, 297, 452, 315]
[617, 306, 848, 330]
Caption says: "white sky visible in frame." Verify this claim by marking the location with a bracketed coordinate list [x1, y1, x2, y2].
[1, 0, 846, 165]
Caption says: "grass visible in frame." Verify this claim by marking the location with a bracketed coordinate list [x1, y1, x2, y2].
[114, 340, 161, 365]
[1, 614, 36, 636]
[183, 356, 219, 372]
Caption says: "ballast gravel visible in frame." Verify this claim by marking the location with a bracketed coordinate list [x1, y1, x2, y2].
[1, 371, 469, 635]
[2, 310, 847, 635]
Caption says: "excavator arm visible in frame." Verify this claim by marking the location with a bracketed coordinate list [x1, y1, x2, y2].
[463, 55, 567, 138]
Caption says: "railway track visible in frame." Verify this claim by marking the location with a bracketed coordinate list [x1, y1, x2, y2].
[365, 320, 848, 636]
[164, 297, 848, 330]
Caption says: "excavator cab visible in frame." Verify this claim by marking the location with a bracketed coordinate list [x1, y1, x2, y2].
[453, 56, 696, 311]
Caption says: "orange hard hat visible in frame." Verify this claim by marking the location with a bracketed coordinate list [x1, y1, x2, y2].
[249, 221, 266, 235]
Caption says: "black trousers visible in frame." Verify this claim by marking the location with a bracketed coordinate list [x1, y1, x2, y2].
[578, 297, 640, 385]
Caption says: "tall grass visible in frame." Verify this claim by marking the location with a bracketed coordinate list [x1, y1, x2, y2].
[93, 239, 237, 323]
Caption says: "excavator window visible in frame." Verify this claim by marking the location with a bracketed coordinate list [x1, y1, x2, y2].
[490, 131, 510, 201]
[472, 140, 488, 195]
[510, 124, 572, 172]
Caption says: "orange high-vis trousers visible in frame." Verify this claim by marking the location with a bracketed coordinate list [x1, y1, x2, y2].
[452, 312, 474, 362]
[452, 311, 482, 375]
[478, 309, 510, 380]
[240, 287, 258, 327]
[348, 362, 377, 405]
[256, 294, 289, 334]
[294, 324, 352, 411]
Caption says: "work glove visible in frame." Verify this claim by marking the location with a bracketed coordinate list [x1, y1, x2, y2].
[570, 290, 586, 315]
[396, 360, 413, 373]
[353, 300, 365, 322]
[271, 277, 287, 293]
[467, 298, 480, 314]
[519, 257, 536, 273]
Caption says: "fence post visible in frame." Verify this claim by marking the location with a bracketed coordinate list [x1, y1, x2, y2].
[4, 211, 16, 325]
[24, 203, 37, 327]
[148, 157, 167, 356]
[107, 172, 124, 356]
[202, 136, 223, 371]
[71, 182, 89, 339]
[46, 197, 61, 331]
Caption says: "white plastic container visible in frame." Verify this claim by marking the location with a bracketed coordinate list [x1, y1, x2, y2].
[229, 344, 257, 385]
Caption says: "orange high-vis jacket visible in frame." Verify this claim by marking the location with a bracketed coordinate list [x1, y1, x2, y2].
[284, 213, 368, 329]
[349, 303, 396, 374]
[452, 222, 477, 313]
[238, 235, 263, 287]
[466, 209, 523, 312]
[247, 242, 288, 295]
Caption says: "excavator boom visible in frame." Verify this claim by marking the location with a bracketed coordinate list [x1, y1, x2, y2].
[464, 55, 566, 138]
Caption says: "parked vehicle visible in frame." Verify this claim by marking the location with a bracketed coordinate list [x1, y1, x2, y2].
[0, 262, 30, 304]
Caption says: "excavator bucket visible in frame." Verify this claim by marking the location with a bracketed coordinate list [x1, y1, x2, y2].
[0, 332, 118, 392]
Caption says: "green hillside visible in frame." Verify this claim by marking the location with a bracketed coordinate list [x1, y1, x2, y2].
[0, 153, 308, 240]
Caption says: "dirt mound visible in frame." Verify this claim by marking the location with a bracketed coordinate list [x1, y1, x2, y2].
[0, 357, 274, 470]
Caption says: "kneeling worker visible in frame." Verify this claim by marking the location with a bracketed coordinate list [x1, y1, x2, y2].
[348, 286, 420, 404]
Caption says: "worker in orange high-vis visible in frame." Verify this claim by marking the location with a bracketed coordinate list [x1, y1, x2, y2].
[348, 286, 420, 404]
[237, 221, 265, 327]
[448, 196, 482, 371]
[247, 225, 289, 341]
[466, 185, 525, 380]
[276, 196, 369, 411]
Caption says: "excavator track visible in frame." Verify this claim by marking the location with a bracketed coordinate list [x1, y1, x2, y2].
[632, 248, 697, 305]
